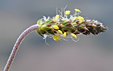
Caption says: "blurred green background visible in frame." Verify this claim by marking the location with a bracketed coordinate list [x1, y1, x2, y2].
[0, 0, 113, 71]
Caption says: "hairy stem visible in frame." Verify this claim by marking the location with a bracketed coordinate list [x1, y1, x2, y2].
[3, 24, 39, 71]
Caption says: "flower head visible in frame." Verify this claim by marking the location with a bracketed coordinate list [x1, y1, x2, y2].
[36, 7, 108, 43]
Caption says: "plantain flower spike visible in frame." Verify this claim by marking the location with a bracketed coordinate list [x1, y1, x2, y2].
[36, 7, 108, 43]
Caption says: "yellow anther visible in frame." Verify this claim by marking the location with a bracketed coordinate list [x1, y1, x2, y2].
[63, 19, 66, 22]
[53, 35, 58, 41]
[74, 9, 81, 13]
[58, 30, 63, 34]
[63, 32, 66, 37]
[65, 10, 71, 15]
[53, 25, 59, 29]
[55, 15, 59, 19]
[57, 35, 61, 40]
[71, 33, 77, 39]
[74, 17, 78, 20]
[78, 16, 84, 21]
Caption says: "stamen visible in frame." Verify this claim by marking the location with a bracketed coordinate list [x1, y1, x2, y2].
[63, 32, 66, 37]
[45, 38, 49, 45]
[71, 33, 77, 39]
[53, 35, 58, 41]
[55, 15, 60, 19]
[61, 37, 68, 41]
[78, 16, 84, 21]
[70, 36, 80, 42]
[53, 25, 59, 29]
[57, 35, 61, 40]
[65, 10, 71, 15]
[75, 9, 81, 13]
[58, 30, 63, 34]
